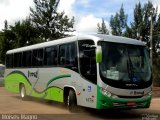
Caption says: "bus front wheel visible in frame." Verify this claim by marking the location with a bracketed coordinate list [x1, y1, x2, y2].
[68, 89, 77, 112]
[20, 84, 27, 100]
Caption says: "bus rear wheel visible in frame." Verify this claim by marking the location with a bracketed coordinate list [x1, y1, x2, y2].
[20, 84, 27, 100]
[67, 89, 77, 112]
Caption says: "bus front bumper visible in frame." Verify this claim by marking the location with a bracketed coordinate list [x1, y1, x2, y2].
[96, 88, 152, 109]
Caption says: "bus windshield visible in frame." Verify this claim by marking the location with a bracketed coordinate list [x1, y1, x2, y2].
[99, 41, 152, 89]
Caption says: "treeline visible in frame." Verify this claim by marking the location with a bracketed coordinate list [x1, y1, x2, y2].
[98, 1, 160, 86]
[0, 0, 74, 63]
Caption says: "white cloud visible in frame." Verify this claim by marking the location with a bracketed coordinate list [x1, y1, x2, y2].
[156, 3, 160, 14]
[0, 0, 34, 30]
[75, 14, 110, 33]
[57, 0, 76, 17]
[151, 0, 160, 14]
[58, 0, 111, 34]
[0, 0, 9, 5]
[76, 0, 91, 8]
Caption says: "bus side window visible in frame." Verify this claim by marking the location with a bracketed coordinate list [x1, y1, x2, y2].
[59, 42, 77, 67]
[14, 52, 22, 68]
[59, 45, 66, 65]
[6, 54, 13, 68]
[44, 46, 57, 66]
[22, 51, 32, 67]
[66, 43, 76, 66]
[78, 40, 97, 84]
[32, 49, 44, 67]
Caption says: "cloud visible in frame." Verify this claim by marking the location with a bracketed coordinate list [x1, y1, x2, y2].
[76, 0, 91, 8]
[58, 0, 111, 34]
[0, 0, 34, 30]
[57, 0, 76, 17]
[0, 0, 9, 5]
[152, 0, 160, 14]
[75, 14, 110, 33]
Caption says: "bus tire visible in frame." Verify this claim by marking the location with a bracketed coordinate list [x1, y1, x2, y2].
[68, 89, 77, 112]
[20, 84, 27, 100]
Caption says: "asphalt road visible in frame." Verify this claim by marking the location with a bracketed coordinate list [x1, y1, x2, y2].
[0, 87, 159, 120]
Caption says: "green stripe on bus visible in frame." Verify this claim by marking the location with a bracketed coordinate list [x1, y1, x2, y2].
[47, 74, 71, 87]
[5, 72, 67, 102]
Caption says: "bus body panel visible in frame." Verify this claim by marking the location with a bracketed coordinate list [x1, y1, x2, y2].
[5, 67, 97, 108]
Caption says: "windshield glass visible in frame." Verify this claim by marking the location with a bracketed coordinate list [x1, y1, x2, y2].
[99, 41, 151, 87]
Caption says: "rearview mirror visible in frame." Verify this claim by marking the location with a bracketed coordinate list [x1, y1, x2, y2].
[96, 46, 102, 63]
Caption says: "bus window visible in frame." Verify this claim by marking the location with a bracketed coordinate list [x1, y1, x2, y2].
[22, 51, 32, 67]
[32, 49, 44, 67]
[6, 54, 13, 68]
[44, 46, 57, 66]
[14, 52, 22, 68]
[59, 43, 77, 67]
[59, 45, 65, 65]
[78, 40, 97, 84]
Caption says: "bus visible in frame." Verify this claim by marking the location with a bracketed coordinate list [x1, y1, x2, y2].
[0, 64, 5, 77]
[4, 34, 152, 111]
[0, 64, 5, 85]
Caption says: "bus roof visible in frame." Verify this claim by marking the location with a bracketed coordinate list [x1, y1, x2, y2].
[93, 34, 145, 45]
[0, 64, 5, 67]
[6, 34, 145, 54]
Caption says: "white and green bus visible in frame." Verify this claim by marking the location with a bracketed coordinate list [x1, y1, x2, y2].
[4, 34, 152, 111]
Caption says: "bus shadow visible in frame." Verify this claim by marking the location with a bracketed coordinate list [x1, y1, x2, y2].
[13, 95, 68, 110]
[80, 107, 160, 120]
[79, 107, 143, 119]
[12, 96, 152, 120]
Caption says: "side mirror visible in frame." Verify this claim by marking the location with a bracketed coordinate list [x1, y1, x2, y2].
[96, 46, 102, 63]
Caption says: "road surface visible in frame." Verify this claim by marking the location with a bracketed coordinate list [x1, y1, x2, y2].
[0, 87, 159, 120]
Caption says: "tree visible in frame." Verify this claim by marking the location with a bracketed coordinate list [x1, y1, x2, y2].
[4, 20, 8, 30]
[0, 20, 15, 63]
[97, 18, 109, 34]
[10, 18, 41, 48]
[130, 2, 143, 39]
[30, 0, 75, 41]
[0, 19, 41, 63]
[110, 4, 127, 36]
[131, 1, 158, 54]
[123, 25, 133, 38]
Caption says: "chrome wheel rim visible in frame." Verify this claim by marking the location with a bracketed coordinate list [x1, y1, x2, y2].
[67, 96, 69, 106]
[21, 87, 25, 98]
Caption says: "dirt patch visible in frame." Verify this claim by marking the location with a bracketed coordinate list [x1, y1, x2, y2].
[153, 87, 160, 97]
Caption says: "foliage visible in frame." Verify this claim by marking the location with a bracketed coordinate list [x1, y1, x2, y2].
[30, 0, 75, 41]
[110, 4, 127, 36]
[0, 19, 40, 63]
[97, 18, 109, 34]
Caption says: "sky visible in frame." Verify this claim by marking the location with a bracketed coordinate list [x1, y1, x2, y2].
[0, 0, 160, 34]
